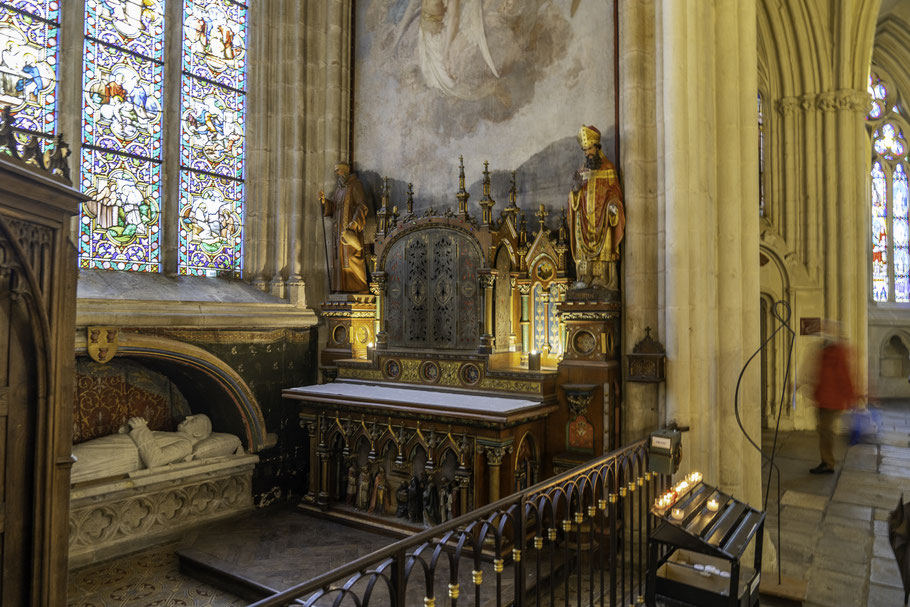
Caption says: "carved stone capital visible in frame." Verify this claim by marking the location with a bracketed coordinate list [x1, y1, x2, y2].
[517, 283, 531, 296]
[478, 270, 498, 290]
[776, 96, 799, 116]
[478, 443, 513, 467]
[370, 272, 388, 295]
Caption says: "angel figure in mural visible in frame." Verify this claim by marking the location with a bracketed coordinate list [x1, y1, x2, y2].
[392, 0, 500, 98]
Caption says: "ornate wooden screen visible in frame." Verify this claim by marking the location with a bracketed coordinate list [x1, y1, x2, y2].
[384, 227, 482, 349]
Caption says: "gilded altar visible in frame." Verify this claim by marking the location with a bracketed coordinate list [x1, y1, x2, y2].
[292, 156, 623, 531]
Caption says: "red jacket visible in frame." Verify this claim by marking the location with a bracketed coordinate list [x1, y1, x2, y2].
[813, 341, 857, 410]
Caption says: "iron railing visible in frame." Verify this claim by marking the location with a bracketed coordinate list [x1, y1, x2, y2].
[249, 438, 665, 607]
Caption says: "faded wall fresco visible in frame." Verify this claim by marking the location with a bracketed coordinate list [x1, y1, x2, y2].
[353, 0, 616, 215]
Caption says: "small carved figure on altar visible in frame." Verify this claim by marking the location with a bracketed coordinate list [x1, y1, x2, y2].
[368, 468, 391, 514]
[568, 125, 625, 290]
[439, 483, 453, 522]
[407, 474, 423, 523]
[320, 161, 370, 293]
[423, 475, 439, 526]
[396, 481, 409, 518]
[356, 466, 371, 510]
[345, 465, 357, 506]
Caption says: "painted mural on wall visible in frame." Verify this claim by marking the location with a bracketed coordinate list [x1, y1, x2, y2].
[353, 0, 616, 213]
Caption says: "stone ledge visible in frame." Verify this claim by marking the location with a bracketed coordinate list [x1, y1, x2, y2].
[76, 298, 318, 328]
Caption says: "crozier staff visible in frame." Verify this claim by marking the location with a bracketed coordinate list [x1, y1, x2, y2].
[567, 125, 625, 290]
[320, 162, 369, 293]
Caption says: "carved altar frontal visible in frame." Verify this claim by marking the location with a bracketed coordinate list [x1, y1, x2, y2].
[69, 454, 258, 567]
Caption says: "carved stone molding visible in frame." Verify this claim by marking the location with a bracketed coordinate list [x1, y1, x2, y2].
[776, 96, 799, 116]
[68, 456, 257, 567]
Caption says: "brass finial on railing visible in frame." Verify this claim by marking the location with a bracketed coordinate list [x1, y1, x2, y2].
[479, 160, 495, 228]
[456, 155, 470, 218]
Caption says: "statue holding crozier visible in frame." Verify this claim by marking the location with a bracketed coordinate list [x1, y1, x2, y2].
[567, 125, 625, 290]
[320, 162, 369, 293]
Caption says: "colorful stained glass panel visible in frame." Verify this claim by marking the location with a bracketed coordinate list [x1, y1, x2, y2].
[895, 165, 909, 302]
[178, 170, 243, 276]
[0, 4, 58, 136]
[875, 124, 906, 160]
[84, 0, 164, 61]
[82, 39, 162, 159]
[180, 75, 244, 178]
[872, 162, 889, 302]
[182, 0, 247, 89]
[79, 148, 161, 272]
[4, 0, 58, 21]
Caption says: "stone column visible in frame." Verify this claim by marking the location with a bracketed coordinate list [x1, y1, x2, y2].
[370, 272, 387, 348]
[245, 0, 352, 305]
[479, 442, 512, 504]
[655, 0, 761, 505]
[518, 283, 531, 357]
[478, 270, 497, 353]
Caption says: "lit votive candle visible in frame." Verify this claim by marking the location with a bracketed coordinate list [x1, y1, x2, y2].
[687, 471, 702, 484]
[671, 507, 684, 520]
[707, 498, 719, 512]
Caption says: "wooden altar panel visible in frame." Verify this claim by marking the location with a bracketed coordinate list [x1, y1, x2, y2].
[385, 228, 481, 350]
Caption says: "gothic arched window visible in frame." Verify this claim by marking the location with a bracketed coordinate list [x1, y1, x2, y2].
[0, 1, 60, 144]
[77, 0, 247, 276]
[869, 71, 910, 303]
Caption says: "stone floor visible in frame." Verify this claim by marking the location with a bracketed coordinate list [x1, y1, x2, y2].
[68, 401, 910, 607]
[759, 401, 910, 607]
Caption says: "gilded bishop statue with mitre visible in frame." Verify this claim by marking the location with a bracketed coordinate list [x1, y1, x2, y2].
[568, 125, 625, 290]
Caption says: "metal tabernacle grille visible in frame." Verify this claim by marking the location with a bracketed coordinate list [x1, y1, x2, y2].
[249, 438, 665, 607]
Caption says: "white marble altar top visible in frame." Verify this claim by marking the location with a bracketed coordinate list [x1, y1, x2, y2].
[285, 381, 548, 418]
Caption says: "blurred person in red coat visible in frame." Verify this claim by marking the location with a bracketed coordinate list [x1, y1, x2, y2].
[809, 320, 858, 474]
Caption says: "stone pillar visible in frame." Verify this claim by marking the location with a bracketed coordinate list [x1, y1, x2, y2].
[370, 272, 387, 348]
[301, 416, 319, 503]
[619, 0, 660, 442]
[245, 0, 352, 304]
[656, 0, 761, 505]
[479, 442, 512, 504]
[478, 270, 497, 353]
[518, 283, 531, 357]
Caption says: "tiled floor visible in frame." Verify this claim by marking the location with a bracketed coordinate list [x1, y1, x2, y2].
[68, 401, 910, 607]
[67, 542, 246, 607]
[760, 401, 910, 607]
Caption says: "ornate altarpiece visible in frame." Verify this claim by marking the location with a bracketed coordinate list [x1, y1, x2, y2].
[293, 160, 621, 531]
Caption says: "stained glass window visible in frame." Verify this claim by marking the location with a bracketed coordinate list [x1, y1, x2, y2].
[895, 165, 909, 302]
[178, 0, 247, 277]
[868, 70, 910, 304]
[0, 1, 59, 144]
[869, 73, 887, 121]
[79, 0, 164, 272]
[872, 162, 888, 302]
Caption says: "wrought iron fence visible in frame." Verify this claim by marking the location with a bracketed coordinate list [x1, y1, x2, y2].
[249, 438, 665, 607]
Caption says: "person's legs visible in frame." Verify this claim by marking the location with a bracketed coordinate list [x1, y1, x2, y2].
[813, 407, 837, 472]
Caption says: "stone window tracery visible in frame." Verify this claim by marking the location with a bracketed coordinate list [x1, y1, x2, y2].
[868, 72, 910, 303]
